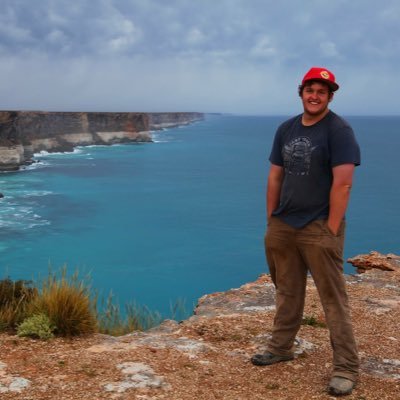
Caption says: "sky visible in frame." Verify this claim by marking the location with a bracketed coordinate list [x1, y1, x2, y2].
[0, 0, 399, 115]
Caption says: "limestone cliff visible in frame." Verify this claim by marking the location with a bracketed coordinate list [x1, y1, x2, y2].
[148, 112, 203, 130]
[0, 111, 203, 171]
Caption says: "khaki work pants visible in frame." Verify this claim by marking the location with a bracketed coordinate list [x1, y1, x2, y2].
[265, 217, 359, 382]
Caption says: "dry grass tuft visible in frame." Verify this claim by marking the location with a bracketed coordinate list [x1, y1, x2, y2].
[97, 294, 163, 336]
[0, 278, 37, 332]
[28, 268, 97, 336]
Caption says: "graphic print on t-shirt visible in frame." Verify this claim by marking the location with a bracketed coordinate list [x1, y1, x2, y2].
[283, 136, 317, 176]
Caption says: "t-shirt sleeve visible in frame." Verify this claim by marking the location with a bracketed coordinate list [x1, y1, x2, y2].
[329, 125, 361, 167]
[268, 126, 284, 166]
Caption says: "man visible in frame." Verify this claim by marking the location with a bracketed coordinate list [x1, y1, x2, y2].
[251, 67, 360, 396]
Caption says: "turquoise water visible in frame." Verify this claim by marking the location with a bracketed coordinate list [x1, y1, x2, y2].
[0, 115, 399, 315]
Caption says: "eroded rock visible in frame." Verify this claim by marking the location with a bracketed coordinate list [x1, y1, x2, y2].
[347, 251, 400, 273]
[104, 362, 169, 393]
[361, 354, 400, 380]
[194, 274, 276, 317]
[0, 361, 31, 393]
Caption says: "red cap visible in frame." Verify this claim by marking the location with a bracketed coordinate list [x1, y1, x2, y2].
[301, 67, 339, 91]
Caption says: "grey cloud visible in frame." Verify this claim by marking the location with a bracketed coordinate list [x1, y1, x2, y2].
[2, 0, 399, 63]
[319, 42, 339, 58]
[250, 36, 277, 59]
[0, 0, 399, 114]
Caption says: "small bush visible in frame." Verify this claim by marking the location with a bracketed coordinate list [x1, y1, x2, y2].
[17, 313, 55, 340]
[301, 314, 327, 328]
[29, 268, 97, 336]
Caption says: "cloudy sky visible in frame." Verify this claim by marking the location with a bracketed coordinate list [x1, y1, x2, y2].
[0, 0, 399, 115]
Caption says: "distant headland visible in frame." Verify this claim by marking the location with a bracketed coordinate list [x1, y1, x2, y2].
[0, 111, 204, 171]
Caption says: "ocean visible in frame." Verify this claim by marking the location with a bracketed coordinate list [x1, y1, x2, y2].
[0, 114, 399, 315]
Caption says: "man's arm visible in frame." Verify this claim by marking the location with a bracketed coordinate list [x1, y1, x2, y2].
[267, 164, 284, 221]
[327, 163, 356, 235]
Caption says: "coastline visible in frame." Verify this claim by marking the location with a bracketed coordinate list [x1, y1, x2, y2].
[0, 111, 204, 171]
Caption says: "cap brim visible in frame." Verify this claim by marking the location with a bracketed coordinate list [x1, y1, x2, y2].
[328, 82, 339, 91]
[314, 79, 339, 91]
[303, 78, 339, 91]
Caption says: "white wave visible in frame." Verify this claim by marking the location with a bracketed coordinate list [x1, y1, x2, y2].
[2, 190, 53, 199]
[33, 148, 84, 157]
[0, 211, 50, 230]
[152, 139, 170, 143]
[0, 196, 51, 231]
[34, 150, 51, 156]
[21, 190, 53, 197]
[151, 133, 172, 143]
[22, 160, 49, 170]
[0, 160, 49, 174]
[26, 220, 51, 229]
[81, 144, 108, 149]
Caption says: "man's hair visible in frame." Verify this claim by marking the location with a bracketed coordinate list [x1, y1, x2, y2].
[298, 80, 334, 97]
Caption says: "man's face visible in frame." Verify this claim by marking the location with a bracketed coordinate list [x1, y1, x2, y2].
[301, 82, 333, 117]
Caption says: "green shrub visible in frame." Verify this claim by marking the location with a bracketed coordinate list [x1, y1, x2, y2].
[17, 313, 55, 340]
[29, 269, 97, 336]
[301, 314, 327, 328]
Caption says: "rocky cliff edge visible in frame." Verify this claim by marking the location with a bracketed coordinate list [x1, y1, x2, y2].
[0, 111, 203, 171]
[0, 251, 399, 399]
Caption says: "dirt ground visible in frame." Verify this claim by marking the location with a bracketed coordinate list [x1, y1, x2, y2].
[1, 263, 399, 400]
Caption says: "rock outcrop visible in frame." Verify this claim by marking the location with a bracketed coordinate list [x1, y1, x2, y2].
[0, 251, 399, 399]
[347, 250, 400, 273]
[0, 111, 203, 171]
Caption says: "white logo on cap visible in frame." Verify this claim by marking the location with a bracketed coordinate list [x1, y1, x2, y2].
[320, 71, 330, 79]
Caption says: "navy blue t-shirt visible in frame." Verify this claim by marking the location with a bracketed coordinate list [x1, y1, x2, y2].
[269, 111, 361, 228]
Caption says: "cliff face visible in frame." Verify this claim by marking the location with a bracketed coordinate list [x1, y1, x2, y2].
[0, 111, 203, 171]
[148, 112, 203, 130]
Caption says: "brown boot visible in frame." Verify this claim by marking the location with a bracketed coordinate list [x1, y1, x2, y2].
[251, 351, 294, 366]
[328, 376, 355, 396]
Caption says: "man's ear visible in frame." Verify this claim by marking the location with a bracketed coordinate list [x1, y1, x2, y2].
[329, 93, 334, 102]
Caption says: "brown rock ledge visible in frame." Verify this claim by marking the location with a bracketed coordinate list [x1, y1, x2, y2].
[0, 251, 399, 399]
[348, 250, 400, 273]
